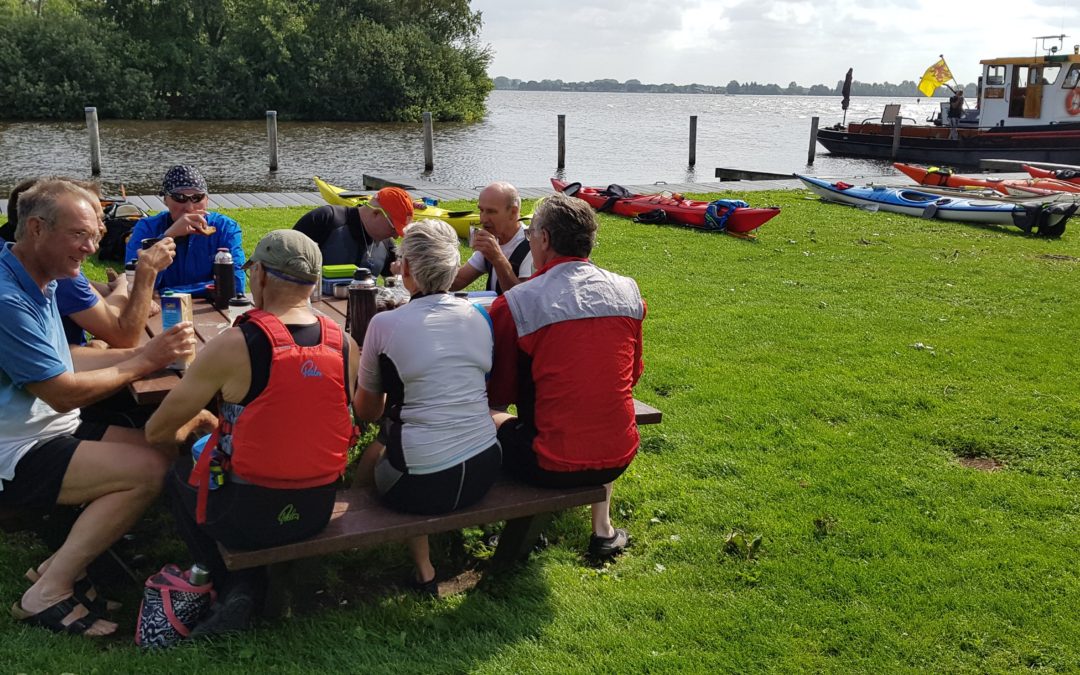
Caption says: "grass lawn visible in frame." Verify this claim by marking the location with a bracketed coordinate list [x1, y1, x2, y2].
[2, 189, 1079, 671]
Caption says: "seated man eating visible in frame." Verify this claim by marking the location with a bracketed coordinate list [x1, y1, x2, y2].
[125, 165, 245, 297]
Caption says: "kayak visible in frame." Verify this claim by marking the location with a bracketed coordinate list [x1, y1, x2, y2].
[892, 163, 1080, 196]
[550, 178, 780, 234]
[1023, 164, 1080, 186]
[314, 176, 480, 238]
[797, 174, 1075, 237]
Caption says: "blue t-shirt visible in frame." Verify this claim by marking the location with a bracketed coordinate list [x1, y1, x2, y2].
[125, 211, 246, 296]
[0, 243, 81, 486]
[55, 273, 98, 345]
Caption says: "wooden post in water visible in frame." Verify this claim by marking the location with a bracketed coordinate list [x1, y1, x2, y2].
[689, 115, 698, 166]
[807, 116, 819, 165]
[85, 107, 101, 175]
[266, 110, 279, 172]
[422, 112, 434, 171]
[557, 114, 566, 169]
[891, 118, 903, 159]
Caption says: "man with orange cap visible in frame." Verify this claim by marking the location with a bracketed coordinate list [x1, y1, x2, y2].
[292, 186, 414, 277]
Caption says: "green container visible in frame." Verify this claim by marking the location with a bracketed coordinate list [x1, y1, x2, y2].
[322, 264, 358, 279]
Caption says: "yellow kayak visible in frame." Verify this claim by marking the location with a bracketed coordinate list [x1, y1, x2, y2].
[313, 176, 530, 239]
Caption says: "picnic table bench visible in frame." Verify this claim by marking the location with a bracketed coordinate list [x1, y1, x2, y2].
[222, 399, 662, 612]
[134, 294, 663, 609]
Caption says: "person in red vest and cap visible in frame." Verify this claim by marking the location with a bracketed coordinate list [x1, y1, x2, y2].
[147, 229, 360, 636]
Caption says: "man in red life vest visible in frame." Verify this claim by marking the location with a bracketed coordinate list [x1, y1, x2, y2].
[488, 192, 646, 559]
[147, 229, 360, 636]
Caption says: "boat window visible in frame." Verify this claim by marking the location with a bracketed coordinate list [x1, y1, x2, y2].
[1065, 65, 1080, 89]
[985, 66, 1005, 86]
[1017, 66, 1031, 88]
[1040, 65, 1061, 85]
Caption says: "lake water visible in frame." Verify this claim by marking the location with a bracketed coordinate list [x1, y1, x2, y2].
[0, 91, 944, 196]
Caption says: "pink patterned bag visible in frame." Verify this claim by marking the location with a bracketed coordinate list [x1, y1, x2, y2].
[134, 564, 215, 648]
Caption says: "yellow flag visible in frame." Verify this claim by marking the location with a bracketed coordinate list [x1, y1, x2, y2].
[918, 58, 953, 97]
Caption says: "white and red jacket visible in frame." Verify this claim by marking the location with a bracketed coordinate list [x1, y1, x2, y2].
[488, 256, 645, 472]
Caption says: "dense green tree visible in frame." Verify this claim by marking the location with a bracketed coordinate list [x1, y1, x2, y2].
[1, 0, 491, 121]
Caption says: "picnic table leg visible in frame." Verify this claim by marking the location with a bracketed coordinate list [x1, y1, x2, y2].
[491, 513, 553, 570]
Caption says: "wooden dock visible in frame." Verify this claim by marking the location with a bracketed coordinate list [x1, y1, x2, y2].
[0, 172, 1038, 216]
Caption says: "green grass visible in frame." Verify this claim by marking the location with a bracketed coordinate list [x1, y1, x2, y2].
[3, 191, 1080, 672]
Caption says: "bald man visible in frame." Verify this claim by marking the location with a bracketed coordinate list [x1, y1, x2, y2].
[450, 182, 533, 294]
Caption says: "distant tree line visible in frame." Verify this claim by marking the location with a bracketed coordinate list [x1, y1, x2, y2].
[0, 0, 492, 121]
[493, 76, 973, 98]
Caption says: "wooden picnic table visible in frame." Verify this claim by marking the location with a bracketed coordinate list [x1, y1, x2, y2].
[131, 294, 663, 426]
[131, 295, 350, 405]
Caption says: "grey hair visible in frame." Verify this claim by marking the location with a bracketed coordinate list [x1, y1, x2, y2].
[533, 192, 596, 258]
[400, 218, 460, 294]
[487, 181, 521, 210]
[15, 178, 101, 241]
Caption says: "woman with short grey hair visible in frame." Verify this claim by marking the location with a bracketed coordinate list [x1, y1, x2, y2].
[397, 219, 460, 294]
[353, 218, 500, 596]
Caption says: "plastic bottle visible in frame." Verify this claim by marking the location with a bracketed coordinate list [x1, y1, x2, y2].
[124, 259, 137, 285]
[188, 563, 210, 586]
[346, 268, 378, 344]
[212, 248, 234, 310]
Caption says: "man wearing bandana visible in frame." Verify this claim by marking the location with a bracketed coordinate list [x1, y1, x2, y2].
[125, 165, 246, 297]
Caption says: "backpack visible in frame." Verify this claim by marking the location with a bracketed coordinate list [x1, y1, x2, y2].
[703, 199, 749, 232]
[135, 564, 215, 648]
[98, 201, 146, 263]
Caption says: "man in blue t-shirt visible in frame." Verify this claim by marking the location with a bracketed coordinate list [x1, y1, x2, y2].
[124, 165, 245, 297]
[6, 178, 174, 348]
[0, 179, 205, 638]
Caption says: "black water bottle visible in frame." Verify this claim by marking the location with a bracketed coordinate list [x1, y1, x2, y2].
[213, 248, 234, 310]
[346, 268, 378, 345]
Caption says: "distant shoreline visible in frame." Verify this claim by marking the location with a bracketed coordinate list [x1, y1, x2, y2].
[492, 77, 966, 98]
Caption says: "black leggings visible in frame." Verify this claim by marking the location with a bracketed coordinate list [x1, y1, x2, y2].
[165, 456, 337, 595]
[376, 442, 502, 515]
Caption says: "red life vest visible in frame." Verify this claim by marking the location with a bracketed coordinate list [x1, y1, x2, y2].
[189, 309, 357, 523]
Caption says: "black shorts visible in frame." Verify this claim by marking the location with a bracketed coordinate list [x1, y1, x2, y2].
[169, 456, 338, 551]
[376, 442, 502, 515]
[0, 420, 110, 510]
[497, 419, 629, 488]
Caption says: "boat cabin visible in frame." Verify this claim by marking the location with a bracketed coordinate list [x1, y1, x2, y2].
[978, 39, 1080, 128]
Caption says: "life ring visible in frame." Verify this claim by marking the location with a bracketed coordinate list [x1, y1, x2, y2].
[1067, 89, 1080, 116]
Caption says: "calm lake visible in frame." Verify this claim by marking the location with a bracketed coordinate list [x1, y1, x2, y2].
[0, 91, 944, 196]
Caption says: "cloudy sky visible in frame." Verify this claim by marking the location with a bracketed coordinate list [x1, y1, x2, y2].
[471, 1, 1079, 87]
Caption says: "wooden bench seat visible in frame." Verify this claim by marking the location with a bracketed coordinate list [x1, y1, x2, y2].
[221, 479, 606, 571]
[219, 399, 662, 609]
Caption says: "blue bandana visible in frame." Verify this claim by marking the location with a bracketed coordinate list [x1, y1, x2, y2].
[161, 165, 207, 196]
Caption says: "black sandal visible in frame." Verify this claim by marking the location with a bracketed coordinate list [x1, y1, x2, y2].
[10, 596, 107, 635]
[24, 569, 120, 613]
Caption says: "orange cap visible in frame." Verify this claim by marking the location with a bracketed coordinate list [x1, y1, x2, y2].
[374, 187, 414, 237]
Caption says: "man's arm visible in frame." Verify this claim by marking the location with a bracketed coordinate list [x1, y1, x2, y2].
[146, 329, 237, 447]
[449, 263, 483, 292]
[471, 231, 528, 292]
[26, 323, 195, 413]
[71, 239, 176, 348]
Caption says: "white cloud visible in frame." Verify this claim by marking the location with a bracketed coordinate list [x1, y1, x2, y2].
[474, 0, 1080, 86]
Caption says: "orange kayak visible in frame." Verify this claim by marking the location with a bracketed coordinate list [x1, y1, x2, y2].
[893, 163, 1080, 196]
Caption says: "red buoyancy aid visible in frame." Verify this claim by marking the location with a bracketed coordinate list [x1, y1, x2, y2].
[189, 309, 357, 523]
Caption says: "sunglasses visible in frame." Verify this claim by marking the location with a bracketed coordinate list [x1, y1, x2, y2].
[168, 192, 206, 204]
[523, 225, 541, 241]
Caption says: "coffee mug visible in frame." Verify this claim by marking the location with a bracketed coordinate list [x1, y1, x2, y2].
[468, 226, 480, 247]
[141, 237, 163, 249]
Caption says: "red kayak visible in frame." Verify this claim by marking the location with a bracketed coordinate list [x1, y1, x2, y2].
[1023, 164, 1080, 186]
[550, 178, 780, 234]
